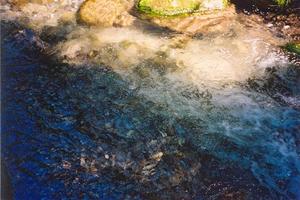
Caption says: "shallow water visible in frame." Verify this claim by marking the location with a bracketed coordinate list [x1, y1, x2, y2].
[1, 1, 300, 199]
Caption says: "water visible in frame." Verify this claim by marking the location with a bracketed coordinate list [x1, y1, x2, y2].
[1, 1, 300, 199]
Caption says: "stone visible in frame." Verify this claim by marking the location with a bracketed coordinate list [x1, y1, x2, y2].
[151, 152, 163, 161]
[78, 0, 135, 26]
[139, 5, 236, 35]
[136, 0, 233, 35]
[9, 0, 53, 9]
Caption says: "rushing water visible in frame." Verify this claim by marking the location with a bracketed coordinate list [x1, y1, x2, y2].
[1, 1, 300, 199]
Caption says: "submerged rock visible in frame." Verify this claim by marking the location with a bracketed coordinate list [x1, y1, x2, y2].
[10, 0, 54, 8]
[78, 0, 135, 26]
[137, 0, 229, 16]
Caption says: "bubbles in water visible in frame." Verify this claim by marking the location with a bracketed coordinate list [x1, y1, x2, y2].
[54, 22, 299, 197]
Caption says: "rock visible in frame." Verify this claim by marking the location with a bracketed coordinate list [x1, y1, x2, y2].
[136, 0, 233, 35]
[151, 152, 163, 161]
[169, 34, 191, 49]
[138, 0, 229, 16]
[78, 0, 135, 26]
[139, 5, 236, 35]
[10, 0, 53, 9]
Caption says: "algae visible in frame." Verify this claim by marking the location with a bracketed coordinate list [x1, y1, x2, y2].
[137, 0, 229, 16]
[274, 0, 291, 7]
[285, 43, 300, 55]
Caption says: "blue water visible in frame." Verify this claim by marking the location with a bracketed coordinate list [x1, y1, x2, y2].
[1, 21, 300, 199]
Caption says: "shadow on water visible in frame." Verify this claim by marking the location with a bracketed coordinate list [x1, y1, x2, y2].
[1, 14, 300, 200]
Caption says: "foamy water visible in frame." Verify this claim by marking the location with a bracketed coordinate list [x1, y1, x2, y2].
[1, 1, 300, 198]
[58, 26, 287, 80]
[56, 22, 298, 197]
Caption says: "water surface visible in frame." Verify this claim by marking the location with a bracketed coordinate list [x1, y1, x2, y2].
[1, 2, 300, 199]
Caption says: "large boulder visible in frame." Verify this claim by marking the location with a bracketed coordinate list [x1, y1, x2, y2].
[78, 0, 135, 26]
[149, 7, 235, 35]
[137, 0, 235, 35]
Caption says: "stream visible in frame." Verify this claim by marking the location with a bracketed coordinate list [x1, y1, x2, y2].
[1, 1, 300, 199]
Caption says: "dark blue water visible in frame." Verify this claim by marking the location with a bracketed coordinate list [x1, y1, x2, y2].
[1, 21, 300, 199]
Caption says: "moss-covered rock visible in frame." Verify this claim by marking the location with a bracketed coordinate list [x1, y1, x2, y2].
[138, 0, 229, 16]
[284, 42, 300, 55]
[138, 5, 236, 35]
[78, 0, 135, 26]
[136, 0, 233, 35]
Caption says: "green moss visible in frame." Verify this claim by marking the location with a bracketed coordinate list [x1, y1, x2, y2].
[137, 0, 229, 16]
[274, 0, 291, 7]
[138, 0, 200, 16]
[284, 43, 300, 55]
